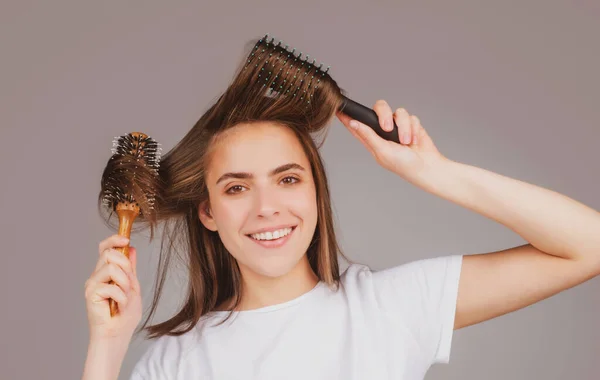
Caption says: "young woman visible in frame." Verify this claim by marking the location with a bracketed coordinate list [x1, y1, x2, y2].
[82, 39, 600, 380]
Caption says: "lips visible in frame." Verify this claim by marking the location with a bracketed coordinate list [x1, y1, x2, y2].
[246, 224, 298, 235]
[246, 226, 297, 249]
[249, 227, 292, 241]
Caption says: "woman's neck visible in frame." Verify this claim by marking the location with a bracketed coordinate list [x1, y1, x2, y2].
[225, 256, 319, 311]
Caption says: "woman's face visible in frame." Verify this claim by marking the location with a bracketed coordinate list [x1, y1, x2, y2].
[200, 122, 318, 280]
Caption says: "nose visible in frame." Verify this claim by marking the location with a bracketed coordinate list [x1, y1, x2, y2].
[253, 186, 280, 218]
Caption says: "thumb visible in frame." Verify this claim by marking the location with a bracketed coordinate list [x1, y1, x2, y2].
[349, 119, 388, 154]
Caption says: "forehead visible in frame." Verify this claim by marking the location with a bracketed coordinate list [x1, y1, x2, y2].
[208, 122, 308, 176]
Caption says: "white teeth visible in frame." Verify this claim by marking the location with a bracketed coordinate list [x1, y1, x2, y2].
[251, 227, 293, 241]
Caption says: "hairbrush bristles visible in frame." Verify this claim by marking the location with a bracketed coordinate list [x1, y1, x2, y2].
[245, 33, 401, 143]
[243, 33, 331, 106]
[237, 33, 400, 143]
[101, 132, 162, 216]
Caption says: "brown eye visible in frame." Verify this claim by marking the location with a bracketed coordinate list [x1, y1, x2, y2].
[226, 185, 246, 194]
[281, 176, 299, 185]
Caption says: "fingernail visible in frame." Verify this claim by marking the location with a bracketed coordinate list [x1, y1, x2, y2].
[386, 120, 392, 131]
[349, 120, 359, 130]
[403, 133, 411, 144]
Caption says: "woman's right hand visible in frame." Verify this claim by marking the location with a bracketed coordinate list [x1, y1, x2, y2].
[84, 234, 143, 342]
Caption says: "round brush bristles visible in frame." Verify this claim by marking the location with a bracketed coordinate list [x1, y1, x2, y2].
[100, 132, 162, 222]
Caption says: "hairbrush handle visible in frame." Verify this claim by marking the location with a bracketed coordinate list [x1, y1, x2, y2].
[340, 96, 400, 144]
[109, 245, 131, 316]
[109, 205, 139, 317]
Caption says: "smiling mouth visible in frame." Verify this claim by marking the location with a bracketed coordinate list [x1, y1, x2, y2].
[247, 226, 297, 241]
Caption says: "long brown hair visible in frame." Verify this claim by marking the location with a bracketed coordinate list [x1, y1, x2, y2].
[115, 35, 350, 338]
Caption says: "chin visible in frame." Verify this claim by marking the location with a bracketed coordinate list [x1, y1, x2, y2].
[244, 256, 305, 279]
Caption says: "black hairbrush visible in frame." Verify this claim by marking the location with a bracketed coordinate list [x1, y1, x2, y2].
[244, 33, 400, 144]
[99, 132, 162, 317]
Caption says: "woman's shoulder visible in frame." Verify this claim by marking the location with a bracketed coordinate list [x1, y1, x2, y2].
[129, 323, 208, 379]
[343, 253, 461, 273]
[339, 254, 463, 290]
[129, 335, 181, 379]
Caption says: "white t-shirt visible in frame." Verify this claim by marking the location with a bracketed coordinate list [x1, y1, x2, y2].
[130, 254, 463, 380]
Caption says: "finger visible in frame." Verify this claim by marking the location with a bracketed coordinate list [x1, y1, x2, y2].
[373, 100, 394, 132]
[89, 261, 132, 294]
[337, 110, 371, 146]
[98, 234, 129, 255]
[336, 110, 353, 129]
[410, 115, 421, 145]
[349, 119, 390, 159]
[129, 247, 137, 276]
[344, 121, 376, 156]
[413, 115, 432, 145]
[90, 283, 128, 309]
[394, 108, 412, 145]
[128, 248, 140, 293]
[95, 248, 134, 275]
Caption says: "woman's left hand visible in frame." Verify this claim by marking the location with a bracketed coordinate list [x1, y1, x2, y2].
[336, 100, 448, 185]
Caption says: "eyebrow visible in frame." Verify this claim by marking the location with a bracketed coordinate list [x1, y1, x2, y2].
[215, 163, 306, 185]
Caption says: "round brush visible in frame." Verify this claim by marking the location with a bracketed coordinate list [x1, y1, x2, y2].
[99, 132, 162, 317]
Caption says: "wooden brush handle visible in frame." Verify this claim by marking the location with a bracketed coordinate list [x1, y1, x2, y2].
[109, 245, 130, 317]
[110, 204, 139, 317]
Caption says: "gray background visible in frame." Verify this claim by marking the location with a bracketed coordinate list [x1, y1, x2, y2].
[1, 1, 599, 379]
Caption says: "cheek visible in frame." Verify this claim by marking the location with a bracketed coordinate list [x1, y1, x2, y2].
[214, 200, 250, 232]
[212, 201, 250, 257]
[290, 186, 318, 221]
